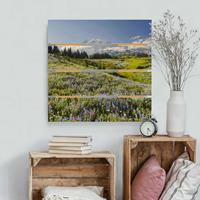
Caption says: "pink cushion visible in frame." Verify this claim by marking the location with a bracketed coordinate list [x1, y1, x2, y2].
[131, 155, 166, 200]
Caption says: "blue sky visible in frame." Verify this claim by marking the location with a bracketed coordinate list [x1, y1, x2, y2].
[48, 20, 151, 44]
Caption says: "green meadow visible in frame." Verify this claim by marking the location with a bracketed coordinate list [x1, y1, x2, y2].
[48, 52, 151, 122]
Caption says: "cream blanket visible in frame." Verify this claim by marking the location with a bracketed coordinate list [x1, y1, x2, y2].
[42, 186, 106, 200]
[43, 195, 67, 200]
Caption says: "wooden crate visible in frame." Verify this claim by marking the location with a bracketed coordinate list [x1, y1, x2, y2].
[123, 135, 196, 200]
[29, 152, 116, 200]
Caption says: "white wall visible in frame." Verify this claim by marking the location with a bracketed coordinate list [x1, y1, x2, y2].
[0, 0, 200, 199]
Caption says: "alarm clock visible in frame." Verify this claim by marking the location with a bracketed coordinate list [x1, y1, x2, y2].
[140, 118, 158, 137]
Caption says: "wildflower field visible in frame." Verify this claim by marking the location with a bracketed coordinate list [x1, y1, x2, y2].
[48, 51, 151, 122]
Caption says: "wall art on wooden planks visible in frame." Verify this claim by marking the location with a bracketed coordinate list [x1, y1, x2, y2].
[48, 20, 151, 122]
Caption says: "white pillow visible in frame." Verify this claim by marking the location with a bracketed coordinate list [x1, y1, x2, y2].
[165, 152, 190, 183]
[42, 186, 106, 200]
[160, 152, 200, 200]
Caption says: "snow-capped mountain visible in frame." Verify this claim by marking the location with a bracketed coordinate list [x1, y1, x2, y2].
[82, 38, 150, 55]
[83, 38, 111, 45]
[55, 38, 151, 56]
[81, 39, 113, 55]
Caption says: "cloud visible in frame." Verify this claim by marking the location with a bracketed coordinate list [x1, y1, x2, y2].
[130, 35, 143, 41]
[142, 37, 151, 45]
[130, 35, 151, 46]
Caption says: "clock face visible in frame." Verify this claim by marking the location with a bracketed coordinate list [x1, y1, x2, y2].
[140, 121, 155, 137]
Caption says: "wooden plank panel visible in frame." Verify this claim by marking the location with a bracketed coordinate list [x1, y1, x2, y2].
[130, 144, 138, 180]
[174, 142, 185, 160]
[30, 152, 115, 200]
[137, 142, 151, 172]
[103, 189, 110, 200]
[108, 157, 116, 200]
[123, 135, 196, 200]
[29, 158, 33, 200]
[33, 164, 109, 178]
[185, 141, 196, 162]
[161, 142, 174, 172]
[125, 135, 195, 142]
[150, 142, 162, 165]
[30, 152, 115, 159]
[37, 158, 108, 166]
[123, 137, 132, 200]
[32, 190, 42, 200]
[32, 178, 109, 190]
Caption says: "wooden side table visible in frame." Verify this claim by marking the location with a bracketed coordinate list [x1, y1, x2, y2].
[29, 151, 116, 200]
[123, 135, 196, 200]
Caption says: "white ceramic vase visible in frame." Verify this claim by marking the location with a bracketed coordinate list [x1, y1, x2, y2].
[166, 91, 186, 137]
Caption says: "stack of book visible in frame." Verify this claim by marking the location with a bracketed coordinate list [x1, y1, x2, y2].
[48, 136, 92, 154]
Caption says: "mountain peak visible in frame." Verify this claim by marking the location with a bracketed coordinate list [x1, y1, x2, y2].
[83, 38, 111, 45]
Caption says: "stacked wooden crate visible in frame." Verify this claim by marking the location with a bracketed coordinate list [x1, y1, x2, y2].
[29, 151, 116, 200]
[123, 135, 196, 200]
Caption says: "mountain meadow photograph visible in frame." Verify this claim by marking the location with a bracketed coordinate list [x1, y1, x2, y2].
[48, 20, 152, 122]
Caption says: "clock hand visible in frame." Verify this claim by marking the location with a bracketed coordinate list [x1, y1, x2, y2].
[147, 128, 151, 135]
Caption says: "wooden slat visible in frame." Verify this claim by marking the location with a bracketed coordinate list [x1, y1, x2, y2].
[108, 157, 116, 200]
[161, 142, 174, 172]
[150, 142, 162, 165]
[29, 157, 33, 200]
[103, 189, 110, 199]
[33, 164, 109, 178]
[185, 141, 196, 162]
[32, 178, 109, 190]
[174, 142, 185, 160]
[137, 142, 151, 173]
[126, 135, 195, 142]
[37, 158, 108, 166]
[32, 190, 42, 200]
[123, 137, 131, 200]
[130, 144, 138, 180]
[30, 151, 115, 159]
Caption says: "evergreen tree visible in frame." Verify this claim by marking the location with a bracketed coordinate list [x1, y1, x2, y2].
[67, 48, 72, 57]
[53, 45, 60, 54]
[59, 47, 89, 59]
[91, 53, 112, 59]
[48, 46, 53, 54]
[62, 48, 67, 56]
[76, 50, 80, 58]
[82, 51, 88, 58]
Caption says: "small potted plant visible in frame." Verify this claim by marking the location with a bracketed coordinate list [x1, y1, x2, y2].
[152, 10, 200, 137]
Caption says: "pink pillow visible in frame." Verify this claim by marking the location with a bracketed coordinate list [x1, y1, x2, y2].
[131, 155, 166, 200]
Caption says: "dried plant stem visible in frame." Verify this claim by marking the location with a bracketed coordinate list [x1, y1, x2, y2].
[152, 10, 200, 91]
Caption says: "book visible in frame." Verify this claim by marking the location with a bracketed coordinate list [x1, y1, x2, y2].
[49, 149, 92, 155]
[51, 136, 92, 143]
[49, 145, 92, 151]
[48, 142, 90, 147]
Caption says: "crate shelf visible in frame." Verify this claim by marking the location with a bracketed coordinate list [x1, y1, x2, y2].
[123, 135, 196, 200]
[29, 151, 116, 200]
